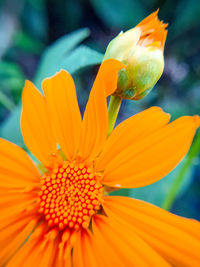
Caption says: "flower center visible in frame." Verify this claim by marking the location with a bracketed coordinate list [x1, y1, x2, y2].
[38, 161, 103, 231]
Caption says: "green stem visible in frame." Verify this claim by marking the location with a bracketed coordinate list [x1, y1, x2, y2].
[108, 95, 122, 136]
[161, 130, 200, 210]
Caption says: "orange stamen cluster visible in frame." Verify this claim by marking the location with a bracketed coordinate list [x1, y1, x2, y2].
[39, 162, 103, 231]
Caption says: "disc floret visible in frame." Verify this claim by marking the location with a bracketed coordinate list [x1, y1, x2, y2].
[39, 161, 103, 231]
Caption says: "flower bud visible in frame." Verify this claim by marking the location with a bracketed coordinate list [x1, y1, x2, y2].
[104, 27, 141, 62]
[104, 10, 168, 100]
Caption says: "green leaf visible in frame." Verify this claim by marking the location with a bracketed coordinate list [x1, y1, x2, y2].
[0, 61, 23, 78]
[34, 28, 90, 88]
[0, 105, 25, 147]
[22, 0, 47, 40]
[0, 61, 25, 92]
[90, 0, 146, 29]
[61, 45, 103, 73]
[171, 0, 200, 37]
[0, 91, 15, 111]
[13, 31, 44, 53]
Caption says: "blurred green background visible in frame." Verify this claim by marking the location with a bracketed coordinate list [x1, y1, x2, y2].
[0, 0, 200, 219]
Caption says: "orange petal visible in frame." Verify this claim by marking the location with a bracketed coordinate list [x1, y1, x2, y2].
[137, 10, 168, 50]
[21, 80, 57, 168]
[78, 59, 124, 162]
[0, 216, 38, 266]
[54, 230, 72, 267]
[6, 226, 59, 267]
[92, 215, 126, 267]
[92, 214, 170, 267]
[0, 138, 40, 188]
[0, 180, 39, 236]
[101, 115, 200, 188]
[0, 190, 38, 225]
[0, 139, 41, 265]
[43, 70, 82, 161]
[73, 229, 102, 267]
[104, 196, 200, 266]
[96, 107, 170, 171]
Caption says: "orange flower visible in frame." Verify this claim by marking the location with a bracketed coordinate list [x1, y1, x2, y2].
[0, 59, 200, 266]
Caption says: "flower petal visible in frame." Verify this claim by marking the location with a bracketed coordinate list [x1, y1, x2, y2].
[0, 216, 38, 266]
[0, 138, 41, 265]
[103, 196, 200, 266]
[92, 214, 170, 267]
[92, 215, 127, 267]
[101, 115, 200, 188]
[78, 59, 124, 162]
[54, 230, 72, 267]
[0, 192, 39, 264]
[73, 229, 102, 267]
[21, 80, 57, 168]
[0, 138, 40, 188]
[6, 226, 59, 267]
[43, 70, 82, 161]
[0, 189, 38, 227]
[96, 107, 170, 171]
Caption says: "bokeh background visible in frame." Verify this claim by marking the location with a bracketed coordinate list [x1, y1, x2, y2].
[0, 0, 200, 219]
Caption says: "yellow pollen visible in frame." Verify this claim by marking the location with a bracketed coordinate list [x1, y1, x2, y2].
[39, 161, 103, 231]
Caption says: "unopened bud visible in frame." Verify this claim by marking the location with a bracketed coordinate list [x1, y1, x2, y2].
[104, 10, 167, 100]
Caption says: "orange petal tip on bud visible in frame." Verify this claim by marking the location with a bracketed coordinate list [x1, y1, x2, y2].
[104, 10, 168, 100]
[136, 9, 168, 51]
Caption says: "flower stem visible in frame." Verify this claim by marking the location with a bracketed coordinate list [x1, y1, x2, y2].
[161, 130, 200, 210]
[108, 95, 122, 136]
